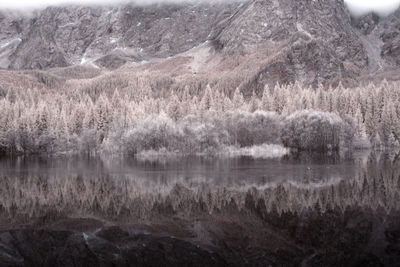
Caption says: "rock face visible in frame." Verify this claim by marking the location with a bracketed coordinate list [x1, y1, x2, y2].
[351, 13, 380, 35]
[378, 9, 400, 66]
[215, 0, 369, 88]
[1, 3, 243, 69]
[350, 8, 400, 74]
[0, 0, 399, 87]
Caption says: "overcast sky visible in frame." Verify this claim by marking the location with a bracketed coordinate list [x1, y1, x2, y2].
[345, 0, 400, 16]
[0, 0, 399, 16]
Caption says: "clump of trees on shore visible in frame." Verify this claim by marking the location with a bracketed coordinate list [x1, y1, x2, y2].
[0, 80, 399, 155]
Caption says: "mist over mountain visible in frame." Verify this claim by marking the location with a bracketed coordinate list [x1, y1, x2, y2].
[0, 0, 246, 10]
[345, 0, 400, 17]
[1, 0, 400, 16]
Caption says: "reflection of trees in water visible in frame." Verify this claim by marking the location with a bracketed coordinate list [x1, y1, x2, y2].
[0, 152, 399, 220]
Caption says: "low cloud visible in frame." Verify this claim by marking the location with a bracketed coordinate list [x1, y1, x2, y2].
[344, 0, 400, 16]
[0, 0, 234, 10]
[1, 0, 399, 17]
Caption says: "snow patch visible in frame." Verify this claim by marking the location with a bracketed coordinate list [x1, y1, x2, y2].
[89, 61, 100, 69]
[80, 53, 90, 64]
[0, 38, 22, 49]
[220, 144, 289, 159]
[0, 42, 10, 49]
[135, 144, 288, 161]
[113, 47, 127, 51]
[296, 23, 313, 39]
[59, 22, 76, 28]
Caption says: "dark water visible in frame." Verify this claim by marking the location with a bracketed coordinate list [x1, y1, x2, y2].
[1, 151, 400, 266]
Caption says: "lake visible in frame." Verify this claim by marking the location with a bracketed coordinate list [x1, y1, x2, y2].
[0, 151, 400, 266]
[0, 150, 398, 218]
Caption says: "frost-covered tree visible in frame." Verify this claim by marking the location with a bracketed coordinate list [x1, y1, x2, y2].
[260, 85, 272, 111]
[167, 92, 181, 121]
[364, 92, 379, 138]
[225, 111, 280, 147]
[272, 83, 286, 113]
[247, 91, 259, 113]
[69, 103, 85, 135]
[181, 86, 191, 115]
[381, 100, 400, 148]
[200, 84, 214, 112]
[212, 90, 224, 113]
[0, 79, 399, 155]
[232, 87, 244, 110]
[124, 112, 178, 154]
[83, 104, 96, 131]
[95, 94, 111, 139]
[353, 107, 371, 149]
[281, 110, 353, 151]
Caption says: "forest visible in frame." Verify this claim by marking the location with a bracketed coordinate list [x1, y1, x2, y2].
[0, 79, 399, 156]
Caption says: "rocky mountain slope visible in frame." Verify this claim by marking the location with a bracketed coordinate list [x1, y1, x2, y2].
[0, 0, 399, 89]
[215, 0, 370, 88]
[0, 3, 243, 69]
[376, 9, 400, 66]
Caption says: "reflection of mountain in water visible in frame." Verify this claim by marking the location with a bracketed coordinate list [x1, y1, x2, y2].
[0, 151, 399, 220]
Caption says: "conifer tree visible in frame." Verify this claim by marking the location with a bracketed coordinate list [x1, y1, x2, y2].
[167, 92, 181, 120]
[95, 94, 111, 139]
[232, 87, 244, 110]
[200, 84, 214, 112]
[260, 85, 272, 111]
[248, 91, 259, 113]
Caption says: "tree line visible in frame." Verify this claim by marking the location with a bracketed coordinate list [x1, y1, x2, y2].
[0, 80, 399, 155]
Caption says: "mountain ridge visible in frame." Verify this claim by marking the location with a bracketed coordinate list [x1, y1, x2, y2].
[0, 0, 399, 89]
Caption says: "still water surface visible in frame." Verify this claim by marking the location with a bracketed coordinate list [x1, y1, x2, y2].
[0, 153, 362, 184]
[0, 151, 399, 218]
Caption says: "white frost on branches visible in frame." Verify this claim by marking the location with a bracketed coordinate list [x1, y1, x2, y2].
[0, 80, 399, 155]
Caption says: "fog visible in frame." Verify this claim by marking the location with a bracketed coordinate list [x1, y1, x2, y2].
[0, 0, 236, 10]
[0, 0, 399, 16]
[345, 0, 400, 16]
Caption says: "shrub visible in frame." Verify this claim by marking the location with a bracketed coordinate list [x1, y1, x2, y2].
[106, 111, 280, 156]
[123, 113, 181, 154]
[281, 110, 354, 151]
[223, 111, 281, 147]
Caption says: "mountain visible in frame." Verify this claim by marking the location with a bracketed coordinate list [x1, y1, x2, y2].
[377, 8, 400, 67]
[214, 0, 369, 88]
[0, 0, 399, 90]
[0, 3, 243, 69]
